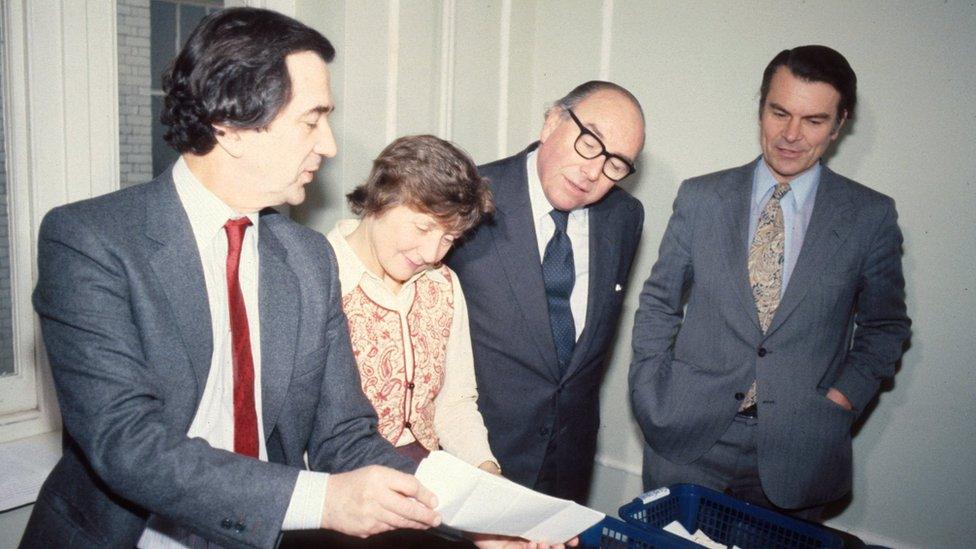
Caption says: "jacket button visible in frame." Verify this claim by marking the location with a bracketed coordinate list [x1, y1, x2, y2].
[735, 392, 745, 401]
[221, 518, 234, 530]
[407, 382, 415, 390]
[757, 347, 767, 357]
[539, 426, 550, 436]
[234, 522, 246, 532]
[404, 421, 412, 428]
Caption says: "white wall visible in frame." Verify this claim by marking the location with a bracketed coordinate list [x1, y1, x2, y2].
[297, 2, 976, 547]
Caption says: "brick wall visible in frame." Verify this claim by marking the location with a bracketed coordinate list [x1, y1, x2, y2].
[117, 0, 153, 188]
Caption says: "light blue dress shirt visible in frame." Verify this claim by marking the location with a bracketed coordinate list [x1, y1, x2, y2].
[747, 159, 821, 296]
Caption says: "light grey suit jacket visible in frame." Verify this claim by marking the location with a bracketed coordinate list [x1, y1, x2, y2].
[447, 144, 644, 503]
[629, 158, 910, 508]
[22, 171, 410, 548]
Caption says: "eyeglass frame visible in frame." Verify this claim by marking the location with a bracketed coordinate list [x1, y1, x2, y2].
[565, 108, 637, 181]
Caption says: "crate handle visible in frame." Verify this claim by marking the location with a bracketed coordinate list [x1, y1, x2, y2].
[638, 487, 670, 504]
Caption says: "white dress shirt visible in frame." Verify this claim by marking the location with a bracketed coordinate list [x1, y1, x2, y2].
[526, 150, 589, 340]
[138, 158, 327, 548]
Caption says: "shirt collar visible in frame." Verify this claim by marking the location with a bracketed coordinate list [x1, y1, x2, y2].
[526, 150, 551, 224]
[173, 156, 260, 244]
[326, 219, 447, 295]
[752, 157, 820, 210]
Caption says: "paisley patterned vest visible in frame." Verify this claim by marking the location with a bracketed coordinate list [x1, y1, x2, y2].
[343, 270, 453, 451]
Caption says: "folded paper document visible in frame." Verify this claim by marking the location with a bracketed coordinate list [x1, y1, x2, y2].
[416, 451, 604, 542]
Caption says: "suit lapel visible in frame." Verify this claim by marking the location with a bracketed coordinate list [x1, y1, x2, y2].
[146, 174, 213, 400]
[766, 167, 854, 335]
[488, 150, 562, 379]
[257, 215, 300, 437]
[718, 161, 764, 331]
[561, 199, 617, 381]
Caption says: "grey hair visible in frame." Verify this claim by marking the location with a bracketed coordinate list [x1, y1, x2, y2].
[545, 80, 645, 125]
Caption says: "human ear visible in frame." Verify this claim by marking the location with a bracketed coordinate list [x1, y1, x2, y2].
[830, 111, 848, 139]
[213, 123, 245, 158]
[539, 108, 563, 143]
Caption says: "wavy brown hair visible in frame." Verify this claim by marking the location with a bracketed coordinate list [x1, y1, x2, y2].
[347, 135, 494, 236]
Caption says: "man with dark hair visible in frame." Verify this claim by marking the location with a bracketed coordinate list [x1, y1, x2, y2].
[447, 81, 645, 503]
[630, 45, 910, 518]
[21, 8, 439, 548]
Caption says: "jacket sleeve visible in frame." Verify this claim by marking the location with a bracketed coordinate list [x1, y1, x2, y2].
[831, 197, 911, 413]
[33, 207, 297, 549]
[629, 181, 695, 435]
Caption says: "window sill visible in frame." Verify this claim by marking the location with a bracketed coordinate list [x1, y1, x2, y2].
[0, 430, 60, 512]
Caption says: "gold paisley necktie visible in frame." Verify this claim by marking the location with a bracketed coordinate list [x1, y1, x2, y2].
[740, 182, 791, 411]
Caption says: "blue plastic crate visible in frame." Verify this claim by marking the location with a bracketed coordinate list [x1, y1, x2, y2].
[617, 484, 843, 549]
[579, 516, 702, 548]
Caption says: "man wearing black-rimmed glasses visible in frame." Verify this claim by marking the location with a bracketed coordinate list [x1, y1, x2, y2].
[446, 81, 645, 503]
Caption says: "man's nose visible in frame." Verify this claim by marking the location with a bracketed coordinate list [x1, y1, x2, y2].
[314, 122, 338, 158]
[783, 118, 802, 142]
[581, 155, 604, 181]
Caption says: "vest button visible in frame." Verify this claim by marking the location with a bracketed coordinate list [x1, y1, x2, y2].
[407, 382, 415, 390]
[404, 421, 412, 428]
[757, 347, 767, 357]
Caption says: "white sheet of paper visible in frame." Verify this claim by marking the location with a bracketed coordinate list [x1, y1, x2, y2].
[416, 451, 605, 542]
[663, 520, 727, 549]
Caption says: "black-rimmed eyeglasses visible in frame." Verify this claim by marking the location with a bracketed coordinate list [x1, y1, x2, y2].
[567, 109, 636, 181]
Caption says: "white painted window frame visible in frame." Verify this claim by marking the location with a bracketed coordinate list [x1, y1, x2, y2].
[0, 0, 119, 445]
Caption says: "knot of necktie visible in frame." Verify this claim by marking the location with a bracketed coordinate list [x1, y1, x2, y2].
[549, 209, 570, 233]
[224, 217, 253, 251]
[772, 182, 792, 201]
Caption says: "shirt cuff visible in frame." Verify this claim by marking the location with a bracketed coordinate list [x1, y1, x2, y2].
[281, 470, 329, 530]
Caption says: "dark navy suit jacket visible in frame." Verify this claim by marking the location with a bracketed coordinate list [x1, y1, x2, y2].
[447, 144, 643, 503]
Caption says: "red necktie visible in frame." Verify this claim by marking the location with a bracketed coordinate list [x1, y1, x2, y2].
[224, 218, 258, 458]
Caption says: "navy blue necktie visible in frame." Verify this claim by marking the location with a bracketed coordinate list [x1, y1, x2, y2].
[542, 209, 576, 373]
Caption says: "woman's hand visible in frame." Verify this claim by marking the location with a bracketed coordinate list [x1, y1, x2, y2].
[477, 460, 502, 475]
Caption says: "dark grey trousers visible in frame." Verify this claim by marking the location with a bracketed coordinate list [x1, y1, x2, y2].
[642, 414, 825, 522]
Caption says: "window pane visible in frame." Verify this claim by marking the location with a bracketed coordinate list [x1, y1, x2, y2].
[0, 17, 14, 377]
[150, 1, 176, 91]
[179, 5, 208, 48]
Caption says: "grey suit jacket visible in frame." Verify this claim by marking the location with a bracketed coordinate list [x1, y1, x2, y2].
[629, 158, 910, 508]
[446, 144, 643, 503]
[22, 171, 410, 549]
